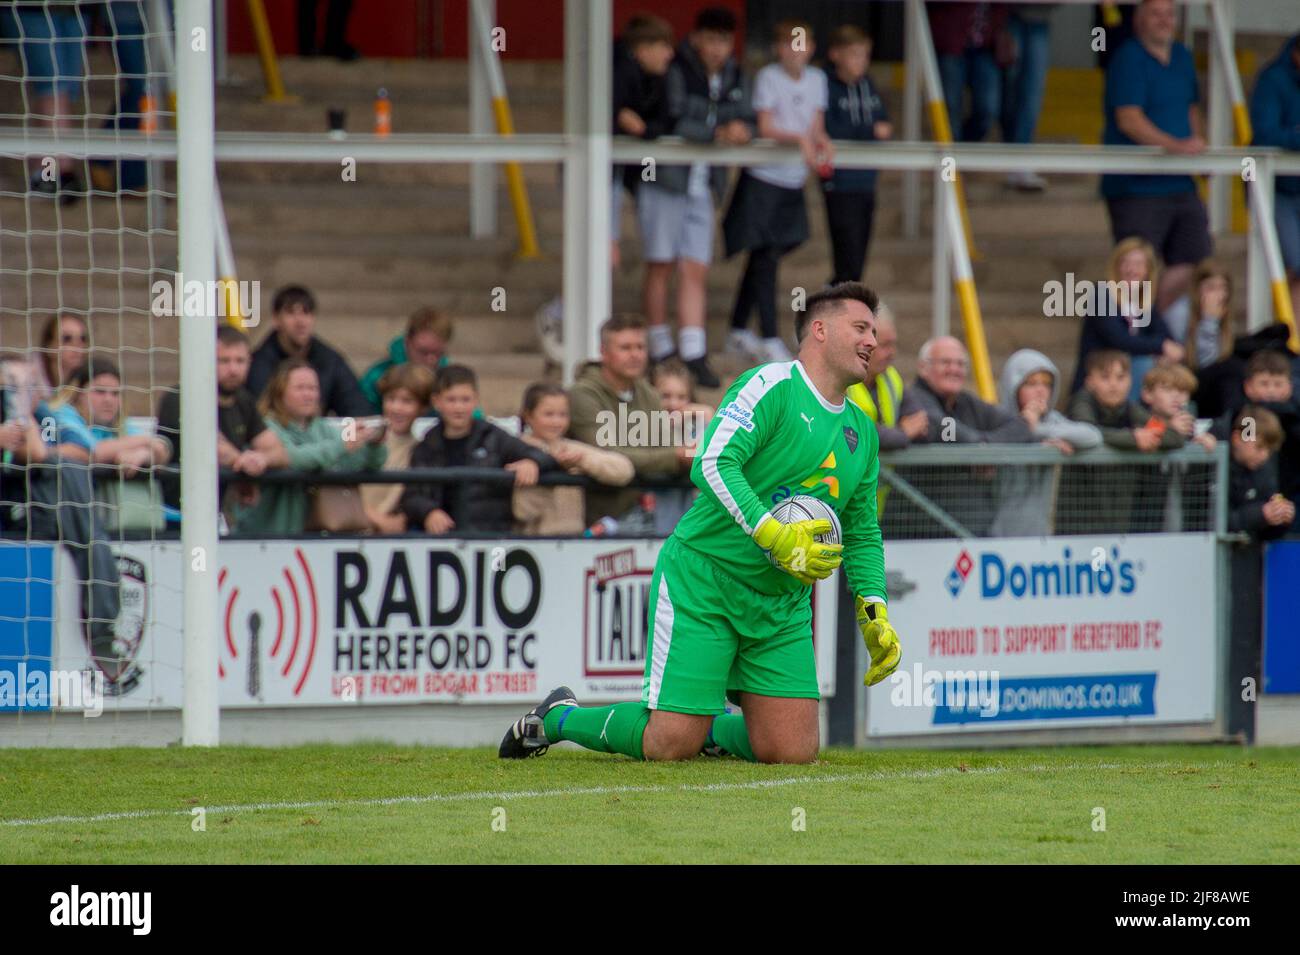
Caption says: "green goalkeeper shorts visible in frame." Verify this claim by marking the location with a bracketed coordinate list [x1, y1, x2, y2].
[641, 536, 819, 715]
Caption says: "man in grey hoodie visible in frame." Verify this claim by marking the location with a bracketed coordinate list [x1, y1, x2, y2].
[990, 349, 1102, 536]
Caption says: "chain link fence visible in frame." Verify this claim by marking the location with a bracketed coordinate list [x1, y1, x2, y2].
[878, 444, 1227, 541]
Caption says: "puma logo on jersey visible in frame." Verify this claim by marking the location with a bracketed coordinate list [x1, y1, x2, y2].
[800, 412, 814, 432]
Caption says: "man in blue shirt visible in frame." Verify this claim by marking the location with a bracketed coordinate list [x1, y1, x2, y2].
[1251, 33, 1300, 320]
[1100, 0, 1211, 311]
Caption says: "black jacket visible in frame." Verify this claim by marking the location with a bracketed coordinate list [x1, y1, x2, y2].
[1229, 457, 1290, 540]
[246, 333, 372, 419]
[399, 418, 557, 533]
[911, 378, 1034, 444]
[1071, 305, 1174, 394]
[613, 46, 672, 195]
[653, 41, 755, 200]
[822, 68, 889, 193]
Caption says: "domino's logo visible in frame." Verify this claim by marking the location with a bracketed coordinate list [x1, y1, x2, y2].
[945, 549, 974, 597]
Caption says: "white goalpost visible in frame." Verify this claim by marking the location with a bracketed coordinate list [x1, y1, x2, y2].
[175, 0, 218, 746]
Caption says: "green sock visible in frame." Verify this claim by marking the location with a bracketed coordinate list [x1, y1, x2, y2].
[543, 702, 651, 760]
[709, 712, 757, 762]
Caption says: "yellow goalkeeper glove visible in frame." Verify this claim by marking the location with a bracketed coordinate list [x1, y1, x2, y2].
[753, 514, 843, 585]
[856, 597, 901, 686]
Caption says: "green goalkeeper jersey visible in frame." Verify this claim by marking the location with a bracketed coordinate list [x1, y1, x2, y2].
[674, 360, 888, 601]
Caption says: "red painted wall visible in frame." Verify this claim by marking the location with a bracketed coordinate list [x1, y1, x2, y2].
[228, 0, 745, 59]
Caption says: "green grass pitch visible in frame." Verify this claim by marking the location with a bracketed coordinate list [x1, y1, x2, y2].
[2, 744, 1297, 863]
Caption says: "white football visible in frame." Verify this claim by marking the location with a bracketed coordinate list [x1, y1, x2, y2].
[768, 494, 841, 547]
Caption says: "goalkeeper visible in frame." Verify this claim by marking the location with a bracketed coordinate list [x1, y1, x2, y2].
[500, 282, 900, 763]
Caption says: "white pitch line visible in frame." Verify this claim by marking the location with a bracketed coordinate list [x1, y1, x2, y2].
[0, 759, 1213, 829]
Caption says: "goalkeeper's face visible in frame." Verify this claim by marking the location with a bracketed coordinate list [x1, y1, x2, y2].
[821, 300, 877, 384]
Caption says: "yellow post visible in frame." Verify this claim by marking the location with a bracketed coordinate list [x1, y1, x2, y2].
[927, 99, 977, 260]
[246, 0, 297, 103]
[955, 277, 995, 402]
[219, 278, 249, 329]
[1273, 280, 1300, 353]
[491, 98, 541, 259]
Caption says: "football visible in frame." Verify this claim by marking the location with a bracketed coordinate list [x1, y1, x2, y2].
[769, 494, 842, 547]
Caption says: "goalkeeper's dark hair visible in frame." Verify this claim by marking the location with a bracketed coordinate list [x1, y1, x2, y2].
[795, 282, 880, 342]
[271, 284, 317, 316]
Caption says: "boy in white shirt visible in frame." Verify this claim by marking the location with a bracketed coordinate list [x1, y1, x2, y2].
[722, 18, 833, 364]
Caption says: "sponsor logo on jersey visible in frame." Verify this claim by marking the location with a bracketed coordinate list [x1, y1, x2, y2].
[843, 425, 859, 453]
[719, 401, 755, 432]
[800, 452, 839, 499]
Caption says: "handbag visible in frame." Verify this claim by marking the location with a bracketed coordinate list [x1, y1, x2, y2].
[305, 484, 371, 533]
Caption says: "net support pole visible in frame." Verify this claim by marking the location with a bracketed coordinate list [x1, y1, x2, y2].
[177, 0, 220, 747]
[468, 0, 497, 239]
[901, 0, 921, 239]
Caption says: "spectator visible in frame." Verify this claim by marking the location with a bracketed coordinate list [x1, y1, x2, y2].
[298, 0, 357, 60]
[990, 348, 1102, 536]
[246, 284, 372, 417]
[358, 307, 453, 413]
[650, 359, 713, 531]
[514, 383, 635, 536]
[1100, 0, 1211, 311]
[13, 314, 90, 411]
[724, 19, 831, 364]
[236, 358, 386, 535]
[845, 302, 928, 451]
[156, 325, 289, 515]
[568, 315, 689, 525]
[1250, 32, 1300, 319]
[360, 363, 435, 535]
[928, 2, 1010, 144]
[39, 357, 172, 474]
[643, 6, 753, 389]
[401, 365, 555, 535]
[1066, 350, 1182, 451]
[1211, 350, 1300, 506]
[0, 1, 87, 201]
[2, 356, 122, 672]
[1070, 236, 1182, 398]
[1000, 3, 1057, 190]
[821, 24, 892, 286]
[612, 14, 676, 272]
[87, 2, 154, 193]
[1141, 363, 1215, 451]
[912, 336, 1034, 444]
[1179, 260, 1235, 370]
[1000, 348, 1102, 454]
[1227, 405, 1295, 540]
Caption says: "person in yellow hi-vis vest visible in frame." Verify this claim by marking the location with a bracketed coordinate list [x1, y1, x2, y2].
[844, 304, 928, 513]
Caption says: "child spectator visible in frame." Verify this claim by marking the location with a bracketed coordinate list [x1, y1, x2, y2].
[724, 19, 831, 364]
[991, 348, 1101, 536]
[361, 363, 436, 535]
[1071, 236, 1182, 398]
[1142, 363, 1216, 451]
[641, 6, 753, 389]
[400, 365, 556, 536]
[1213, 350, 1300, 504]
[513, 383, 634, 535]
[649, 359, 713, 532]
[1068, 350, 1184, 451]
[359, 307, 452, 413]
[1228, 404, 1295, 539]
[238, 358, 386, 535]
[612, 14, 676, 271]
[821, 24, 892, 286]
[1180, 259, 1235, 370]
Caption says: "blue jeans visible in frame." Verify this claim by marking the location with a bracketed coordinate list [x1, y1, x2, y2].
[1276, 191, 1300, 276]
[938, 48, 1001, 143]
[1001, 16, 1051, 145]
[0, 5, 88, 99]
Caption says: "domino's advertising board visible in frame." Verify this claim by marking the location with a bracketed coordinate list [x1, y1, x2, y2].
[869, 534, 1217, 736]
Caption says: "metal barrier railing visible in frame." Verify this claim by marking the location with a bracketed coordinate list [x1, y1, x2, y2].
[878, 444, 1228, 540]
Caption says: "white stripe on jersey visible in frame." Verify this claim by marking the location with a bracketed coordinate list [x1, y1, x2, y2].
[699, 362, 793, 535]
